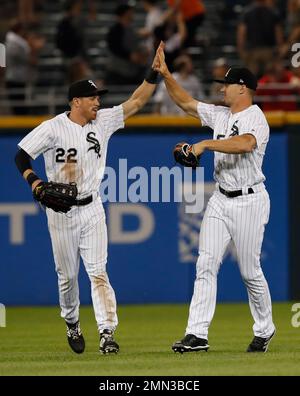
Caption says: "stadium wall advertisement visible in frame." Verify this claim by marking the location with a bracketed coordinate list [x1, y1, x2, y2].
[0, 128, 289, 305]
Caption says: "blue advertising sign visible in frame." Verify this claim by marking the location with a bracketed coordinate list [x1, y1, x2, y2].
[0, 130, 288, 304]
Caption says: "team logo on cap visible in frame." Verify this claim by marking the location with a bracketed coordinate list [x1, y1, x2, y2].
[225, 68, 231, 77]
[88, 80, 97, 88]
[239, 79, 244, 84]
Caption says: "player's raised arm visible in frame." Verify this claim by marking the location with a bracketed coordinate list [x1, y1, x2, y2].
[122, 80, 157, 120]
[153, 43, 199, 118]
[122, 42, 164, 120]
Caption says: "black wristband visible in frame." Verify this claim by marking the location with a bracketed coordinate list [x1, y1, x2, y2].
[145, 68, 159, 84]
[26, 173, 39, 186]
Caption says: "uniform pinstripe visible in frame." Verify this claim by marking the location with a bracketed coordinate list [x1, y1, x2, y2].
[18, 105, 124, 333]
[185, 103, 275, 340]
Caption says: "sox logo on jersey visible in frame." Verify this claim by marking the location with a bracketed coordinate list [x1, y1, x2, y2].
[229, 120, 239, 137]
[87, 132, 101, 158]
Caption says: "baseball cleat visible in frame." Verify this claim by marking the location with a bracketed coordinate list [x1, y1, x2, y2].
[247, 330, 275, 353]
[66, 321, 85, 354]
[172, 334, 209, 354]
[99, 329, 119, 354]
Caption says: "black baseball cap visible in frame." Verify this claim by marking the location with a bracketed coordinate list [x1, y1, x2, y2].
[68, 79, 108, 101]
[213, 67, 258, 91]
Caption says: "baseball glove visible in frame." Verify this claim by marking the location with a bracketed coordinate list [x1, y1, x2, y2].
[173, 142, 200, 169]
[33, 182, 78, 213]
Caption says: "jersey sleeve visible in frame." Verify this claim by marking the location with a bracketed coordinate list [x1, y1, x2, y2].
[239, 111, 269, 150]
[18, 121, 54, 160]
[97, 105, 125, 139]
[197, 102, 227, 130]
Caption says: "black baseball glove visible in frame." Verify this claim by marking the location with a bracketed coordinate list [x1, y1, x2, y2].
[173, 142, 200, 169]
[33, 182, 78, 213]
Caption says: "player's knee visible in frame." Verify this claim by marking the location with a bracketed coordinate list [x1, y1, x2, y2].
[241, 270, 266, 292]
[89, 271, 109, 285]
[85, 260, 107, 278]
[58, 273, 78, 288]
[196, 251, 219, 278]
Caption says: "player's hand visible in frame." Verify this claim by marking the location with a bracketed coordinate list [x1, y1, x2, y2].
[32, 181, 78, 213]
[151, 41, 163, 70]
[153, 41, 168, 77]
[31, 179, 43, 192]
[193, 141, 206, 157]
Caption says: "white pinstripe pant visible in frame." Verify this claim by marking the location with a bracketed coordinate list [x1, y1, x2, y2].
[46, 197, 118, 333]
[186, 188, 275, 339]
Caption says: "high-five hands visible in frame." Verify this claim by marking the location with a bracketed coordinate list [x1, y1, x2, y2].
[153, 41, 169, 77]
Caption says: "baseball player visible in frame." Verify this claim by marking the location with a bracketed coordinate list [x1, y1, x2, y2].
[154, 45, 276, 353]
[14, 45, 163, 354]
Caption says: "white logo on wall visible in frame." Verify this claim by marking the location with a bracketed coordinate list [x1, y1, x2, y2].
[100, 160, 205, 214]
[0, 202, 154, 246]
[291, 303, 300, 328]
[291, 43, 300, 67]
[0, 43, 5, 67]
[0, 204, 39, 244]
[0, 304, 6, 327]
[108, 203, 154, 244]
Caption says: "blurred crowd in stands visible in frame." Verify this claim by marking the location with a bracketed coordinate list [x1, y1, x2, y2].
[1, 0, 300, 115]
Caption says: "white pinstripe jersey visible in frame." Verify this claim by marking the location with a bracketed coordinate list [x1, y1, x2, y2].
[18, 105, 124, 199]
[197, 102, 269, 190]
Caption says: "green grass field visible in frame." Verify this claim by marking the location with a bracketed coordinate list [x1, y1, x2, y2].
[0, 303, 300, 376]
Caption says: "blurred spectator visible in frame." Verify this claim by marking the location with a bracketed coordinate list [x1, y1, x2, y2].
[153, 54, 204, 114]
[106, 4, 148, 85]
[4, 20, 44, 114]
[287, 0, 300, 31]
[153, 9, 187, 71]
[279, 29, 300, 60]
[87, 0, 97, 21]
[266, 0, 287, 17]
[279, 0, 300, 58]
[209, 58, 230, 104]
[139, 0, 164, 54]
[56, 0, 95, 86]
[56, 0, 86, 60]
[68, 58, 99, 85]
[18, 0, 41, 24]
[256, 60, 298, 111]
[167, 0, 205, 47]
[220, 0, 249, 21]
[237, 0, 284, 77]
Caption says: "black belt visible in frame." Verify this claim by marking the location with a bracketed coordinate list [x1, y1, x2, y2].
[219, 186, 254, 198]
[75, 195, 93, 206]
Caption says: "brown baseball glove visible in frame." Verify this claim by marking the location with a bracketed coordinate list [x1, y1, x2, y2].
[173, 142, 200, 169]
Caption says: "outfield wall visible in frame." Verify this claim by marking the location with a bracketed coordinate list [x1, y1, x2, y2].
[0, 116, 294, 305]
